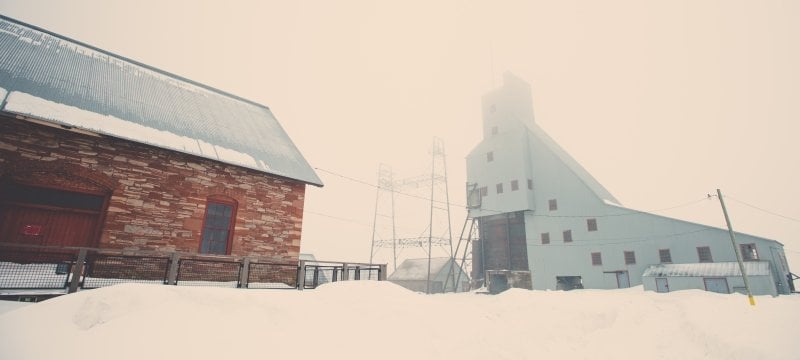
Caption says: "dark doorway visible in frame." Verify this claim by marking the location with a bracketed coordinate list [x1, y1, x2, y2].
[556, 276, 584, 291]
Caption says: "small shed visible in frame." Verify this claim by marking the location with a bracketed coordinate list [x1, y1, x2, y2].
[642, 261, 778, 296]
[388, 257, 469, 293]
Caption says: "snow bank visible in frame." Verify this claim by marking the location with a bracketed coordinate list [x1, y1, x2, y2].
[0, 282, 797, 360]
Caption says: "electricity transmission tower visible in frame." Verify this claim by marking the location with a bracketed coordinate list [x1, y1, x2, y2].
[369, 137, 454, 291]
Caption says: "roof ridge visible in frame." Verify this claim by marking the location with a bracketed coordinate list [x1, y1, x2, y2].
[0, 14, 269, 111]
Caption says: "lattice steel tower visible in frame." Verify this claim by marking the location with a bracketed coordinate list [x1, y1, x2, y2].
[369, 137, 454, 291]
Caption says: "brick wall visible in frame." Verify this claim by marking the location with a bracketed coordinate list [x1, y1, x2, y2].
[0, 116, 306, 262]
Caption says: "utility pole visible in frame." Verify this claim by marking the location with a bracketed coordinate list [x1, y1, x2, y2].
[716, 189, 755, 306]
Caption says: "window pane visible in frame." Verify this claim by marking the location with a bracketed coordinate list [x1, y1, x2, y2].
[624, 251, 636, 265]
[740, 244, 758, 261]
[200, 201, 235, 255]
[697, 246, 713, 263]
[659, 249, 672, 263]
[587, 219, 598, 231]
[563, 230, 572, 243]
[591, 252, 602, 266]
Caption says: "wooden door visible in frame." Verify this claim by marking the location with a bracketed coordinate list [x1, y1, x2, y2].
[0, 182, 106, 249]
[0, 205, 98, 247]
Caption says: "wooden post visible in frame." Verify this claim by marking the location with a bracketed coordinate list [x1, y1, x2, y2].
[716, 189, 756, 306]
[68, 249, 87, 294]
[167, 252, 180, 285]
[342, 263, 350, 281]
[296, 260, 306, 290]
[379, 264, 387, 281]
[239, 258, 251, 289]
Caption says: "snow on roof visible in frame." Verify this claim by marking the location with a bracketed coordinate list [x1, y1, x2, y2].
[388, 257, 462, 281]
[0, 16, 322, 186]
[642, 261, 772, 278]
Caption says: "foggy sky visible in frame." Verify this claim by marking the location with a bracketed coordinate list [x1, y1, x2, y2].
[1, 0, 797, 266]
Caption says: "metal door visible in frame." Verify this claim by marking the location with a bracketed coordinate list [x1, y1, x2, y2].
[616, 271, 630, 288]
[655, 277, 669, 293]
[704, 278, 729, 294]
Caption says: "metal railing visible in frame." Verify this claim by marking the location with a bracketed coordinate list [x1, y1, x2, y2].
[0, 243, 386, 296]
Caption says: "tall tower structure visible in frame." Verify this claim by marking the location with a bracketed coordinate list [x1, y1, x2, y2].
[370, 138, 454, 287]
[466, 72, 619, 286]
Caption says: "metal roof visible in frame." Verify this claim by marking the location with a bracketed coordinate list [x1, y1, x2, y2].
[388, 257, 466, 281]
[0, 16, 322, 187]
[642, 261, 772, 278]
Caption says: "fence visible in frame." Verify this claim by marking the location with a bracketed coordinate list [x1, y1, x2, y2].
[0, 243, 386, 298]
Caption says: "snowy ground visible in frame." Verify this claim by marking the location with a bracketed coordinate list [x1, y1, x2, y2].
[0, 282, 797, 360]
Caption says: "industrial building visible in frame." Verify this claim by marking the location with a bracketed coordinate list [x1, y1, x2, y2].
[466, 73, 793, 295]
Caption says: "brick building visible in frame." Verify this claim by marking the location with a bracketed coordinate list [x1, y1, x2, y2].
[0, 16, 322, 263]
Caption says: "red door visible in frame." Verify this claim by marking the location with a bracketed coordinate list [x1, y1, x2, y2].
[0, 182, 106, 249]
[0, 205, 99, 247]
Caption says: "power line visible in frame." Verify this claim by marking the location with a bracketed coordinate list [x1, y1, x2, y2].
[315, 167, 451, 206]
[724, 196, 800, 223]
[303, 209, 369, 226]
[315, 166, 710, 219]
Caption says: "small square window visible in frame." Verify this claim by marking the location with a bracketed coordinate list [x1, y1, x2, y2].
[624, 251, 636, 265]
[511, 180, 519, 191]
[563, 230, 572, 243]
[479, 186, 488, 197]
[548, 199, 558, 211]
[591, 252, 602, 266]
[491, 126, 498, 135]
[496, 183, 503, 194]
[697, 246, 713, 263]
[587, 218, 598, 232]
[487, 152, 494, 162]
[740, 244, 758, 261]
[527, 179, 533, 190]
[659, 249, 672, 263]
[541, 232, 550, 245]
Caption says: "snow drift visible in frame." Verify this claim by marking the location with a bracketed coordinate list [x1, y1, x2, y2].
[0, 282, 797, 359]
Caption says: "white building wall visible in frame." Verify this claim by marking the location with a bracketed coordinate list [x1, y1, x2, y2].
[466, 73, 793, 294]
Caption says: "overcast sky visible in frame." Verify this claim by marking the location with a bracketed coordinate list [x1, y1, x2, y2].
[1, 0, 798, 266]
